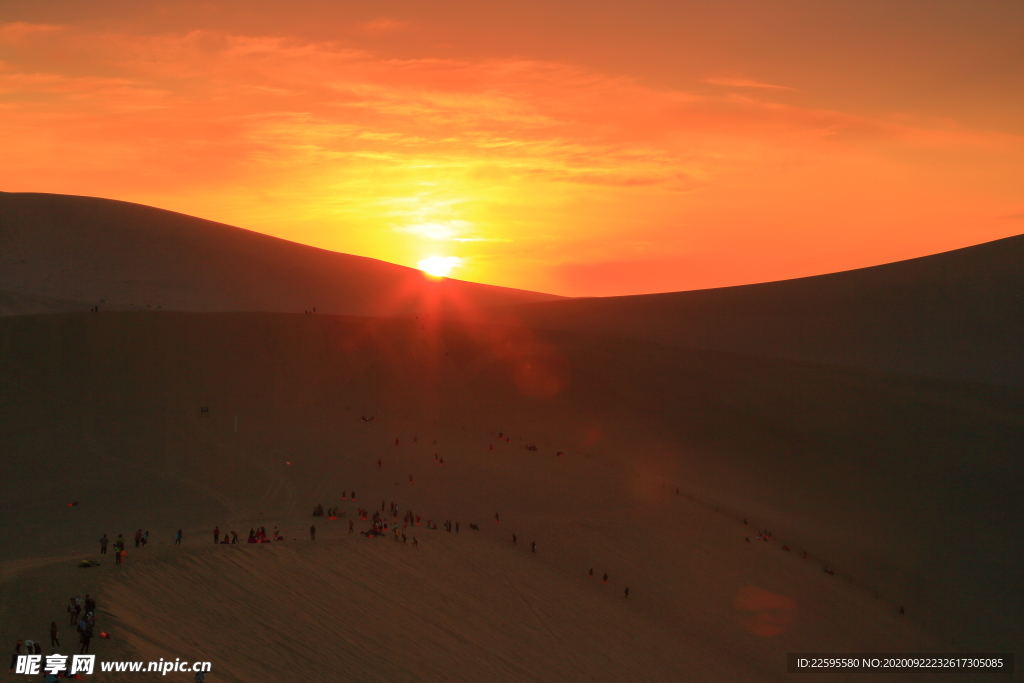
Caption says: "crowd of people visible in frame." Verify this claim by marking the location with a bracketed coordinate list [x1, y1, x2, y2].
[7, 593, 103, 679]
[98, 532, 143, 566]
[246, 527, 282, 543]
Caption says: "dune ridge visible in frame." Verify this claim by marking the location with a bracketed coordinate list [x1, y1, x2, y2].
[2, 193, 1021, 681]
[482, 233, 1024, 387]
[0, 192, 561, 317]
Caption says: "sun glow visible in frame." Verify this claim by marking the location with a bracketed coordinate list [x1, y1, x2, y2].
[418, 256, 462, 278]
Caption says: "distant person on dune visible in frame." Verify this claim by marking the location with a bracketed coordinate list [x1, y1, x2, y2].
[134, 529, 142, 548]
[99, 534, 108, 555]
[603, 573, 608, 584]
[495, 513, 500, 523]
[175, 529, 183, 545]
[310, 524, 316, 541]
[413, 537, 418, 549]
[213, 527, 219, 544]
[531, 542, 536, 553]
[512, 534, 517, 545]
[624, 587, 629, 599]
[142, 530, 149, 547]
[349, 521, 354, 534]
[9, 640, 23, 674]
[49, 622, 59, 648]
[79, 626, 92, 654]
[589, 568, 593, 578]
[231, 531, 239, 544]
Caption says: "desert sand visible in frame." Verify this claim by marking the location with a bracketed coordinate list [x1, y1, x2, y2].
[0, 192, 560, 317]
[1, 195, 1020, 682]
[482, 234, 1024, 387]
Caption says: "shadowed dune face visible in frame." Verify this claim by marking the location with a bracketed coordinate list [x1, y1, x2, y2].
[0, 192, 561, 316]
[482, 233, 1024, 387]
[1, 312, 1021, 677]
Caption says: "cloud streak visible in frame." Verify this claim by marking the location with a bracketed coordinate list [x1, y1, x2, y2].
[0, 22, 1021, 295]
[704, 76, 795, 91]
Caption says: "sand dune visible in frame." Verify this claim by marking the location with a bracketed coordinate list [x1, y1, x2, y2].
[1, 312, 1018, 680]
[0, 192, 561, 317]
[2, 195, 1019, 679]
[483, 234, 1024, 387]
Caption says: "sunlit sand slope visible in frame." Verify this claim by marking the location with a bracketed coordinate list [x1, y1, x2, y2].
[0, 192, 561, 316]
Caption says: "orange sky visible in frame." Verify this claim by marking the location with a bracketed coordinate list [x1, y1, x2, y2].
[2, 0, 1022, 296]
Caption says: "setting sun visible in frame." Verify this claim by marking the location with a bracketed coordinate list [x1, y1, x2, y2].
[418, 256, 462, 278]
[1, 2, 1019, 680]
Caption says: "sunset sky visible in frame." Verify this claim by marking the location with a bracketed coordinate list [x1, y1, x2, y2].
[2, 0, 1022, 296]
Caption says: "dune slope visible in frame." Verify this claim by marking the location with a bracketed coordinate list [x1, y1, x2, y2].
[1, 312, 1020, 681]
[484, 234, 1024, 386]
[0, 192, 561, 316]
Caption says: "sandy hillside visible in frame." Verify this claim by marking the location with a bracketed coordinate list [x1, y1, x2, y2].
[0, 192, 561, 317]
[481, 234, 1024, 387]
[1, 312, 1019, 681]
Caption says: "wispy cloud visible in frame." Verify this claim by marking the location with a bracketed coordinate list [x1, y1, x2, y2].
[0, 22, 64, 42]
[355, 18, 412, 35]
[0, 22, 1020, 294]
[704, 76, 795, 91]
